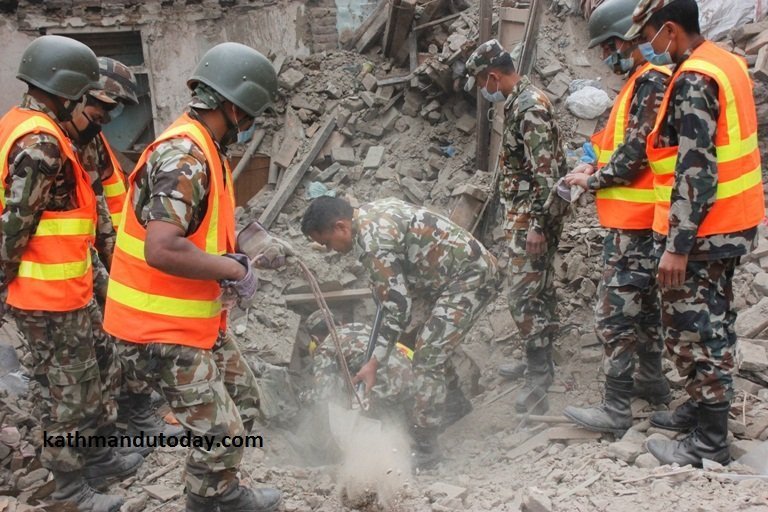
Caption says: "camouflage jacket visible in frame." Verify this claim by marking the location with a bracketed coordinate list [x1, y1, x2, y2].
[0, 95, 114, 284]
[654, 45, 756, 260]
[353, 198, 496, 361]
[499, 76, 568, 233]
[130, 109, 223, 233]
[588, 67, 668, 191]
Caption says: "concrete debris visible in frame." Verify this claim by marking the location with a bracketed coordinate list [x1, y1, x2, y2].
[363, 145, 386, 169]
[279, 68, 306, 91]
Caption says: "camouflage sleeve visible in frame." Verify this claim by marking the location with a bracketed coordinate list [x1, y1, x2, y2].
[666, 73, 720, 255]
[521, 105, 560, 232]
[94, 190, 116, 267]
[144, 138, 209, 232]
[588, 71, 667, 190]
[356, 230, 411, 362]
[0, 134, 63, 283]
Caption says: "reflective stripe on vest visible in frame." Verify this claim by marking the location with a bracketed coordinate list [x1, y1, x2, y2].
[647, 41, 764, 236]
[591, 63, 672, 230]
[99, 135, 128, 228]
[395, 342, 414, 360]
[0, 107, 97, 311]
[103, 113, 236, 349]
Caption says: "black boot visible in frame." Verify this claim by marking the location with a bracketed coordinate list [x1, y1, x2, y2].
[410, 426, 442, 470]
[563, 376, 633, 435]
[633, 351, 672, 405]
[50, 470, 124, 512]
[650, 398, 698, 432]
[646, 401, 731, 467]
[83, 446, 143, 491]
[515, 346, 554, 414]
[497, 361, 527, 380]
[186, 479, 282, 512]
[118, 392, 185, 455]
[442, 385, 472, 429]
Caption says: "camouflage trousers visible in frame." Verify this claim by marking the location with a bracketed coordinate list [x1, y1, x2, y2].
[312, 323, 415, 419]
[506, 219, 564, 350]
[91, 249, 151, 398]
[661, 257, 738, 404]
[596, 230, 663, 377]
[11, 299, 119, 472]
[412, 265, 499, 429]
[117, 332, 262, 497]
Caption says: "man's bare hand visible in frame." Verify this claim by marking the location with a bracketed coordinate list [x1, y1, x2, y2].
[657, 250, 688, 289]
[564, 172, 590, 190]
[526, 229, 547, 257]
[352, 357, 379, 394]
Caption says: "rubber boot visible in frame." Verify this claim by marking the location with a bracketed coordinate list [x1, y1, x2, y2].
[650, 398, 698, 432]
[633, 351, 672, 405]
[83, 446, 143, 491]
[186, 479, 282, 512]
[646, 401, 731, 467]
[442, 385, 472, 429]
[563, 376, 633, 435]
[514, 346, 554, 414]
[50, 470, 124, 512]
[410, 426, 442, 470]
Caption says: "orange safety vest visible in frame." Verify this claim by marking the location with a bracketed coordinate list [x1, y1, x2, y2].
[647, 41, 764, 236]
[0, 107, 97, 311]
[103, 113, 236, 349]
[99, 134, 128, 229]
[592, 62, 672, 230]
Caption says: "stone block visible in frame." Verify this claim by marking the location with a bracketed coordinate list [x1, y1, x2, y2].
[746, 30, 768, 55]
[360, 91, 377, 107]
[331, 147, 355, 165]
[278, 68, 305, 91]
[608, 441, 642, 463]
[456, 114, 477, 134]
[363, 146, 385, 169]
[736, 297, 768, 337]
[538, 62, 564, 78]
[738, 339, 768, 372]
[358, 123, 384, 138]
[291, 96, 323, 114]
[361, 73, 377, 91]
[317, 162, 342, 182]
[522, 487, 552, 512]
[755, 45, 768, 84]
[427, 482, 467, 501]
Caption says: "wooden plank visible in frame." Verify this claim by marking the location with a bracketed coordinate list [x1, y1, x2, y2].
[356, 1, 390, 53]
[382, 0, 402, 56]
[273, 135, 302, 169]
[505, 429, 550, 460]
[345, 0, 387, 51]
[413, 12, 461, 31]
[377, 74, 414, 87]
[546, 426, 602, 441]
[420, 0, 447, 25]
[283, 288, 372, 306]
[258, 116, 337, 229]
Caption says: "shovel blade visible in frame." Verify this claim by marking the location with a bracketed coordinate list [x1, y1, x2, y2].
[327, 401, 383, 449]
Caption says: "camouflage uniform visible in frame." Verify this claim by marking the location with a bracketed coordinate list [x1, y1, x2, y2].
[652, 48, 756, 404]
[310, 323, 415, 419]
[497, 75, 569, 351]
[586, 68, 668, 377]
[114, 107, 263, 497]
[353, 198, 499, 429]
[0, 96, 119, 472]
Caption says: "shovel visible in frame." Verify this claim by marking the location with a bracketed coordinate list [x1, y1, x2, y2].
[327, 301, 385, 447]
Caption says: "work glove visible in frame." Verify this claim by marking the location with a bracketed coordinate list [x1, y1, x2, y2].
[252, 238, 295, 270]
[237, 220, 294, 270]
[220, 253, 258, 308]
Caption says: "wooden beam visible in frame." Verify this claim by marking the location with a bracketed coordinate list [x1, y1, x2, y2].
[475, 0, 493, 173]
[377, 74, 414, 87]
[355, 1, 390, 53]
[258, 116, 337, 229]
[232, 129, 266, 181]
[284, 288, 372, 306]
[388, 0, 417, 63]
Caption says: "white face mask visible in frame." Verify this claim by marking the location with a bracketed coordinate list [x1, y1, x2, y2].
[481, 75, 506, 103]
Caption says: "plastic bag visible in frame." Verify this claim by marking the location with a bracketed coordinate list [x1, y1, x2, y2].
[565, 86, 612, 119]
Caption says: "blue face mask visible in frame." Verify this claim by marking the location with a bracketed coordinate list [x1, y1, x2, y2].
[603, 52, 635, 74]
[236, 119, 257, 144]
[639, 24, 673, 66]
[481, 75, 506, 103]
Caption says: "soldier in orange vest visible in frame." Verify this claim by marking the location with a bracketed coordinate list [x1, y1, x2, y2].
[102, 43, 283, 511]
[0, 36, 143, 512]
[628, 0, 764, 466]
[79, 57, 185, 451]
[561, 0, 672, 435]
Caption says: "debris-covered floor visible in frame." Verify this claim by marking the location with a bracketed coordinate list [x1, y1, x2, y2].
[2, 1, 768, 511]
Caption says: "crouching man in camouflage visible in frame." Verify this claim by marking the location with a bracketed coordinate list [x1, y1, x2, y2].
[301, 197, 500, 469]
